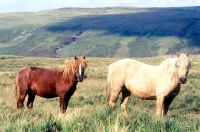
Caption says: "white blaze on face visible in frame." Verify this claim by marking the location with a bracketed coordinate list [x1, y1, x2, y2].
[79, 64, 82, 75]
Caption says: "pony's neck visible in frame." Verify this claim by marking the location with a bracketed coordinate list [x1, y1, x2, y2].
[66, 72, 78, 83]
[60, 70, 78, 83]
[161, 58, 180, 84]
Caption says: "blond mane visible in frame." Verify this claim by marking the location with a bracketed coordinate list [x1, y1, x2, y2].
[160, 53, 190, 77]
[58, 57, 87, 79]
[160, 57, 177, 77]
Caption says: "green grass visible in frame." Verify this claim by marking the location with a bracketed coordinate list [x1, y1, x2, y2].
[0, 55, 200, 131]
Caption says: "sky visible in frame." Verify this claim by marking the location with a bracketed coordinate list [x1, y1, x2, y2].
[0, 0, 200, 13]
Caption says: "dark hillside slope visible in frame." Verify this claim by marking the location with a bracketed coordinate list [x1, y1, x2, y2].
[0, 7, 200, 57]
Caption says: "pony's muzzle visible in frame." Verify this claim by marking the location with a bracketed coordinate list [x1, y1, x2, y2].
[179, 77, 187, 84]
[77, 76, 84, 82]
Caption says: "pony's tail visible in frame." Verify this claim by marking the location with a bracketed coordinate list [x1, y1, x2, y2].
[106, 82, 110, 105]
[106, 65, 111, 105]
[15, 74, 20, 104]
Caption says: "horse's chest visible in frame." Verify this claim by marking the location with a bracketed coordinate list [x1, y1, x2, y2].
[168, 86, 180, 96]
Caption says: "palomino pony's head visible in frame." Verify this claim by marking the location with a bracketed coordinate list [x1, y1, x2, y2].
[58, 56, 87, 82]
[175, 52, 191, 84]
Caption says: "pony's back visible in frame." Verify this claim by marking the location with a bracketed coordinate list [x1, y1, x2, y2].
[107, 58, 159, 82]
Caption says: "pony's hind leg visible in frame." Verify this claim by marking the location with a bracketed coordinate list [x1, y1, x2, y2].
[107, 87, 121, 110]
[16, 79, 26, 109]
[27, 90, 36, 109]
[17, 93, 27, 109]
[120, 87, 131, 120]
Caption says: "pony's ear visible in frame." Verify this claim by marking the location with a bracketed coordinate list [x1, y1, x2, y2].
[83, 56, 85, 59]
[186, 52, 189, 57]
[176, 52, 180, 57]
[74, 56, 78, 60]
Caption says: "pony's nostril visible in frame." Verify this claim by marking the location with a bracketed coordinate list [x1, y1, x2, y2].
[77, 76, 83, 82]
[180, 78, 186, 84]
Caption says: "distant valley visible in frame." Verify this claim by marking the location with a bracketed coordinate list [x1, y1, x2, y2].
[0, 6, 200, 58]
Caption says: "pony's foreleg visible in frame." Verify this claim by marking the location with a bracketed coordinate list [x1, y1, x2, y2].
[59, 94, 67, 113]
[120, 87, 131, 120]
[156, 96, 164, 118]
[59, 93, 73, 113]
[27, 91, 36, 109]
[163, 95, 176, 116]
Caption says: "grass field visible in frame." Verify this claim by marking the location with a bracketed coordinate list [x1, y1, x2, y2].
[0, 54, 200, 131]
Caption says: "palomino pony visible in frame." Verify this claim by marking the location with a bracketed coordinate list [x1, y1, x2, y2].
[106, 53, 191, 119]
[16, 56, 87, 113]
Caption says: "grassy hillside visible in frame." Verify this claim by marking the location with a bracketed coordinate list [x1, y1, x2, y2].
[0, 55, 200, 131]
[0, 7, 200, 58]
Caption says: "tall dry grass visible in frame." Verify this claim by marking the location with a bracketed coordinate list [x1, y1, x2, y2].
[0, 55, 200, 131]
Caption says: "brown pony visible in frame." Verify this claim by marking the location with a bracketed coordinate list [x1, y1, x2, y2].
[15, 56, 87, 113]
[106, 53, 191, 119]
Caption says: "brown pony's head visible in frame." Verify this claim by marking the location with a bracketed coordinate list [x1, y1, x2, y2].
[58, 56, 87, 82]
[74, 56, 87, 82]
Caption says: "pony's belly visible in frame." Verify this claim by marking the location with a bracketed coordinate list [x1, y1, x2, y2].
[137, 95, 156, 100]
[128, 85, 156, 100]
[35, 92, 58, 98]
[38, 95, 58, 98]
[31, 86, 58, 98]
[127, 79, 156, 100]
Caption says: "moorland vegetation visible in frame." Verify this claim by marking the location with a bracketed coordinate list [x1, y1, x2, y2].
[0, 7, 200, 58]
[0, 55, 200, 131]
